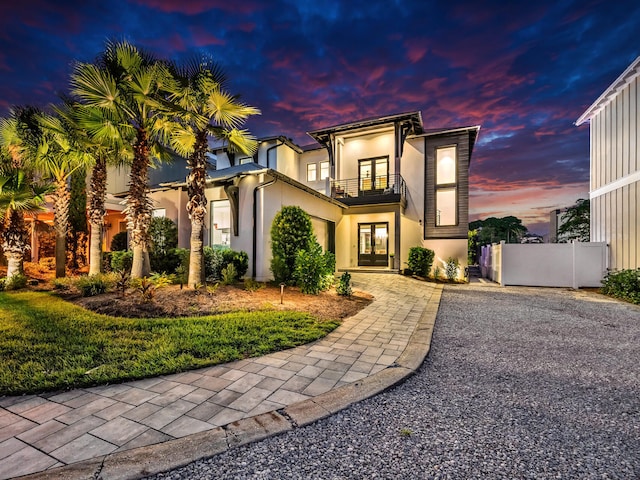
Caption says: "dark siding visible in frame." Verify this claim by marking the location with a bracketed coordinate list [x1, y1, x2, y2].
[424, 131, 470, 239]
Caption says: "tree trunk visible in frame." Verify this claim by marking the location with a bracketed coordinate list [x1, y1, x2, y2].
[88, 221, 103, 276]
[188, 219, 205, 287]
[126, 130, 152, 279]
[2, 210, 27, 279]
[186, 130, 209, 287]
[5, 251, 23, 279]
[53, 178, 70, 278]
[88, 156, 107, 276]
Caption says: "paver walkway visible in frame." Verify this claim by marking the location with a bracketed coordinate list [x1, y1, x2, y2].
[0, 273, 441, 480]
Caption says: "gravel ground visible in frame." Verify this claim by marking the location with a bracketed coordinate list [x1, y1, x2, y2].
[148, 284, 640, 479]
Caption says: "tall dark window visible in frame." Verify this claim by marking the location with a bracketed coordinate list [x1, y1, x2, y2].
[435, 146, 457, 226]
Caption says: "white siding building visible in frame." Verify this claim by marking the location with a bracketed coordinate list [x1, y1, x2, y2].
[576, 56, 640, 270]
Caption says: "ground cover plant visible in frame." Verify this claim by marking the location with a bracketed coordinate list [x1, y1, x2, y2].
[0, 290, 341, 395]
[601, 268, 640, 304]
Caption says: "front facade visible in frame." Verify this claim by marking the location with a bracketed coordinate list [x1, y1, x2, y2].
[576, 56, 640, 270]
[108, 111, 479, 281]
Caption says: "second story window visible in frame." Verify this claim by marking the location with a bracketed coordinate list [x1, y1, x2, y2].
[435, 146, 457, 226]
[320, 161, 330, 180]
[307, 163, 317, 182]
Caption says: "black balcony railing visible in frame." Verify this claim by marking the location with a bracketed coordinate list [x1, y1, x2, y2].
[330, 173, 406, 204]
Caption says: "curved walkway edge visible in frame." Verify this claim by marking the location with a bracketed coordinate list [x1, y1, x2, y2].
[5, 275, 442, 480]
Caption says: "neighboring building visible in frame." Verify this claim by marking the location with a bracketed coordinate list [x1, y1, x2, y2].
[576, 56, 640, 270]
[107, 111, 480, 280]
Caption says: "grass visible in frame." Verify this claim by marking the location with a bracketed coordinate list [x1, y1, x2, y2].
[0, 290, 339, 396]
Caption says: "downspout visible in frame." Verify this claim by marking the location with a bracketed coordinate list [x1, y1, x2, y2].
[265, 137, 284, 169]
[252, 176, 278, 279]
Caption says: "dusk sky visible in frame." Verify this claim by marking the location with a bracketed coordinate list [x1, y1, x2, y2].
[1, 0, 639, 234]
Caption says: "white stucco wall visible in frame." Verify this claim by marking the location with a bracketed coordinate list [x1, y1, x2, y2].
[339, 129, 395, 180]
[423, 238, 468, 279]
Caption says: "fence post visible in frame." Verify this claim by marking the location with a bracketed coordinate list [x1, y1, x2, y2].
[571, 241, 578, 290]
[499, 240, 505, 286]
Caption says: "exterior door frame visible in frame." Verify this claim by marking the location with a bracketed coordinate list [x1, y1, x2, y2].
[358, 156, 389, 195]
[358, 222, 389, 266]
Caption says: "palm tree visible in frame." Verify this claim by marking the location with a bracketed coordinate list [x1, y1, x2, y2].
[70, 40, 177, 278]
[0, 169, 51, 279]
[168, 58, 260, 287]
[37, 109, 93, 277]
[59, 101, 133, 275]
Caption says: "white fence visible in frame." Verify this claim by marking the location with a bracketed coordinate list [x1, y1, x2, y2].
[479, 241, 608, 288]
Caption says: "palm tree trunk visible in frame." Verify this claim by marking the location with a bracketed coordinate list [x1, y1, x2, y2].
[187, 130, 209, 287]
[53, 178, 70, 278]
[88, 156, 107, 276]
[2, 211, 27, 279]
[126, 130, 152, 278]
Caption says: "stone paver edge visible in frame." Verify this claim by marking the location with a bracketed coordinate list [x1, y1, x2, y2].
[18, 284, 443, 480]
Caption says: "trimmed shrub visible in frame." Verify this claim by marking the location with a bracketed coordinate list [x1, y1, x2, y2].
[204, 246, 225, 280]
[336, 271, 352, 297]
[221, 249, 249, 279]
[601, 269, 640, 304]
[407, 247, 435, 277]
[76, 274, 113, 297]
[110, 250, 133, 273]
[150, 248, 182, 274]
[110, 231, 128, 251]
[270, 206, 314, 284]
[294, 241, 335, 295]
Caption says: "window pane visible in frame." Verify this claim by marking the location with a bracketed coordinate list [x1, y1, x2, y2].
[152, 209, 166, 218]
[436, 146, 456, 185]
[359, 225, 372, 254]
[320, 161, 330, 180]
[436, 188, 456, 226]
[211, 200, 231, 246]
[374, 224, 387, 254]
[360, 160, 372, 190]
[375, 159, 388, 189]
[307, 163, 317, 182]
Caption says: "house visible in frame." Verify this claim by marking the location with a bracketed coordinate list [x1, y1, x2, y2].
[576, 56, 640, 270]
[107, 111, 480, 280]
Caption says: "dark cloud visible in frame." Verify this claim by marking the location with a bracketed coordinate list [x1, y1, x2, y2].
[1, 0, 638, 233]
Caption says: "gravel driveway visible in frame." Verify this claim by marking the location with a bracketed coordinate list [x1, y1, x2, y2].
[149, 284, 640, 479]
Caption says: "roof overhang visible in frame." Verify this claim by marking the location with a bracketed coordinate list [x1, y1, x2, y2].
[575, 56, 640, 126]
[411, 125, 481, 161]
[161, 163, 347, 208]
[307, 111, 424, 145]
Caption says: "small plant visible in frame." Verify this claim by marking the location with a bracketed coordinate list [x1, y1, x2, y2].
[601, 268, 640, 304]
[149, 272, 173, 289]
[114, 270, 130, 297]
[4, 274, 28, 291]
[445, 256, 459, 281]
[400, 428, 413, 437]
[336, 272, 353, 297]
[38, 257, 56, 271]
[206, 282, 220, 294]
[76, 274, 110, 297]
[244, 278, 264, 292]
[131, 277, 155, 302]
[433, 265, 441, 281]
[407, 247, 435, 277]
[53, 276, 76, 291]
[221, 263, 237, 285]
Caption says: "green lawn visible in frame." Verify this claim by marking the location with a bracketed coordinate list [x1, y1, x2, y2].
[0, 291, 339, 396]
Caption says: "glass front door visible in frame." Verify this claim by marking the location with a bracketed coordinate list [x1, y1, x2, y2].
[358, 223, 389, 266]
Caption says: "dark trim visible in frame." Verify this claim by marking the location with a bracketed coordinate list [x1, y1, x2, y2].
[358, 156, 389, 195]
[357, 222, 389, 267]
[222, 184, 240, 235]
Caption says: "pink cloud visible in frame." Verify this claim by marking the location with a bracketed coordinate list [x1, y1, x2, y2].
[405, 42, 428, 63]
[189, 26, 225, 46]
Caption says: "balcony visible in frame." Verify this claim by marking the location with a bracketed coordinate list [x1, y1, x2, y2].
[330, 173, 407, 207]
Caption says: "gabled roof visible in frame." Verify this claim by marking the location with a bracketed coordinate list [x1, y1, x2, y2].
[307, 111, 424, 143]
[209, 135, 304, 155]
[575, 56, 640, 126]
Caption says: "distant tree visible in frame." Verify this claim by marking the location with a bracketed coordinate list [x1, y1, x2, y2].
[558, 198, 590, 242]
[470, 216, 528, 246]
